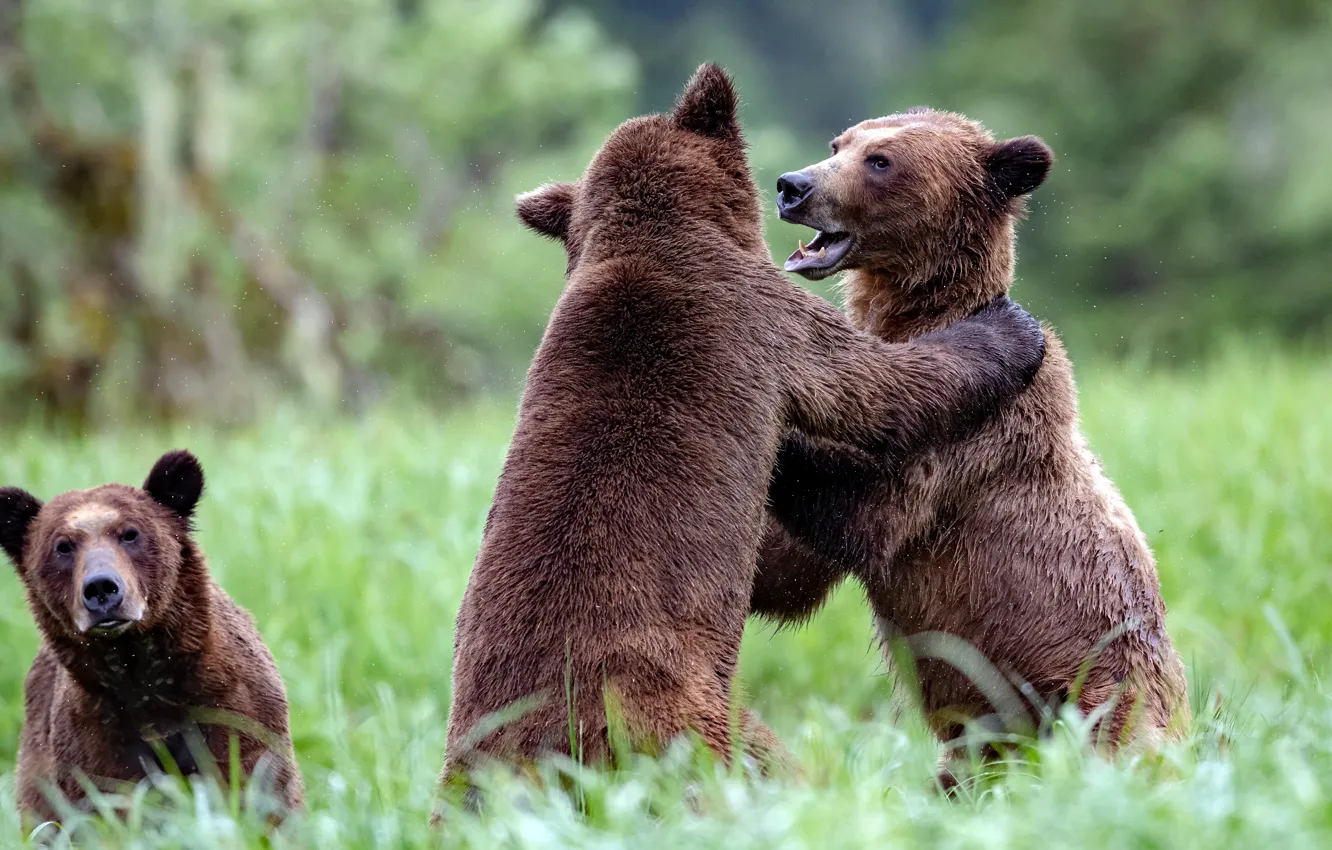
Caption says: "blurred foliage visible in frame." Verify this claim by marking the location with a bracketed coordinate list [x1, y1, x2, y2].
[2, 0, 1331, 425]
[592, 0, 1332, 360]
[905, 0, 1332, 356]
[559, 0, 941, 135]
[0, 0, 633, 426]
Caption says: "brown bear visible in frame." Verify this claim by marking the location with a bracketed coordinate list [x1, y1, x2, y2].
[0, 451, 303, 824]
[439, 67, 1048, 800]
[750, 108, 1190, 765]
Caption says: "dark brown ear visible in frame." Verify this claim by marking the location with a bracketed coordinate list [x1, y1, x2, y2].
[672, 63, 741, 143]
[986, 135, 1054, 199]
[144, 450, 205, 521]
[516, 182, 576, 241]
[0, 487, 43, 568]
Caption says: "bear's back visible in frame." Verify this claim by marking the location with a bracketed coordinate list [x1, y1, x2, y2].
[444, 242, 814, 770]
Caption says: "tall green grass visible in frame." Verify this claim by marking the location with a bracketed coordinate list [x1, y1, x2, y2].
[0, 345, 1328, 847]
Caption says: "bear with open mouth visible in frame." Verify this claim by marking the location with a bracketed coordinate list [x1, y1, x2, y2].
[752, 107, 1190, 775]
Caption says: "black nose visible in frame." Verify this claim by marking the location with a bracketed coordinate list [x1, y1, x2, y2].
[776, 171, 815, 211]
[82, 573, 124, 615]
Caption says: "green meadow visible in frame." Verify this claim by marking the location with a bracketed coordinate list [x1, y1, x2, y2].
[0, 345, 1329, 847]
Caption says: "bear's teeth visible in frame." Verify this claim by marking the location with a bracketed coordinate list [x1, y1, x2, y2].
[815, 247, 827, 258]
[797, 239, 807, 257]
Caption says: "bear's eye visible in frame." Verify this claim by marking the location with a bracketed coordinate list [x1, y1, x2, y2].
[55, 539, 73, 556]
[830, 141, 840, 155]
[866, 154, 891, 171]
[121, 528, 139, 544]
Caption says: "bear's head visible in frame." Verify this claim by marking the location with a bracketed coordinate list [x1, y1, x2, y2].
[774, 108, 1053, 296]
[515, 63, 764, 271]
[0, 450, 205, 640]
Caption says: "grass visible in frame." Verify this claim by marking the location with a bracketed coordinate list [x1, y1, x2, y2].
[0, 343, 1329, 847]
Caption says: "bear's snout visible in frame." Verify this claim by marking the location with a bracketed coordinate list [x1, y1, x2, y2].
[76, 546, 140, 633]
[776, 170, 815, 216]
[82, 570, 124, 617]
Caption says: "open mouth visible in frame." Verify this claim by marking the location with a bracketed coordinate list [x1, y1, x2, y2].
[86, 619, 133, 636]
[783, 231, 853, 277]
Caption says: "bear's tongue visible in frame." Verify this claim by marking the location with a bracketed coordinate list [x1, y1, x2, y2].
[784, 231, 852, 275]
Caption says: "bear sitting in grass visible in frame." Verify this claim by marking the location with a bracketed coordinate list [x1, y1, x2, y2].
[0, 451, 303, 824]
[439, 65, 1046, 806]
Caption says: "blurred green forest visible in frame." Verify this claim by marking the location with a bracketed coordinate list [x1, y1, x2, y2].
[2, 0, 1330, 426]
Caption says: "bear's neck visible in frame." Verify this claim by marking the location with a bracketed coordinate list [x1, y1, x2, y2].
[842, 224, 1016, 343]
[65, 628, 209, 728]
[47, 549, 218, 733]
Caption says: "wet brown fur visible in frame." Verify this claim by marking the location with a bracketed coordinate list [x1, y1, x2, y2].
[440, 70, 1047, 800]
[752, 108, 1190, 754]
[0, 452, 303, 824]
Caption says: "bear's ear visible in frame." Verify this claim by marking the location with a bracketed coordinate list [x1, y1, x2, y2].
[0, 487, 43, 568]
[985, 135, 1054, 200]
[672, 63, 741, 143]
[143, 450, 205, 521]
[516, 182, 577, 242]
